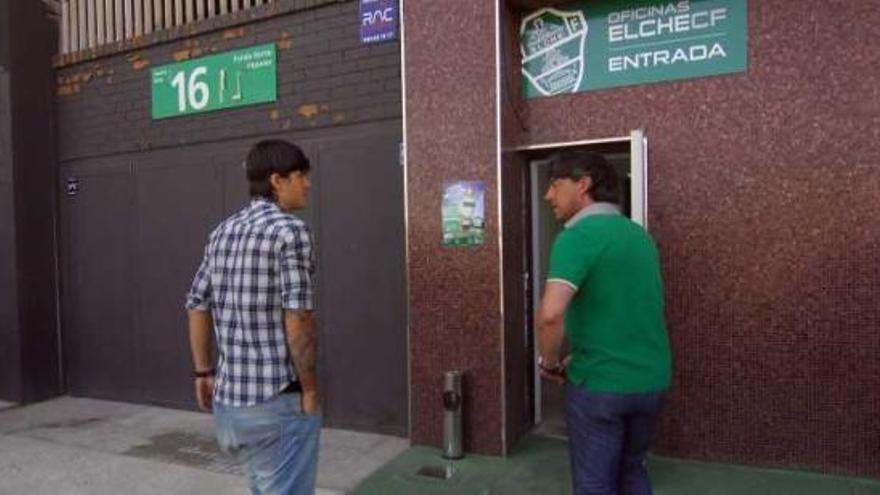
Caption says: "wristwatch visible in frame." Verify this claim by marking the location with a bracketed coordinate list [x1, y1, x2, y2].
[538, 357, 563, 374]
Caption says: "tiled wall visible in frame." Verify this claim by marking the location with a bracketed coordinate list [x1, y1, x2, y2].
[511, 0, 880, 477]
[404, 0, 507, 455]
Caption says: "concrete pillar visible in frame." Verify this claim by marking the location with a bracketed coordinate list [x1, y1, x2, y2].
[0, 0, 63, 403]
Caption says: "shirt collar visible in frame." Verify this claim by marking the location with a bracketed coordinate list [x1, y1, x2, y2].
[250, 197, 277, 210]
[564, 202, 621, 229]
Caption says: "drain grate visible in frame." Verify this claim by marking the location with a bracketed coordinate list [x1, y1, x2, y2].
[123, 431, 241, 475]
[416, 464, 455, 480]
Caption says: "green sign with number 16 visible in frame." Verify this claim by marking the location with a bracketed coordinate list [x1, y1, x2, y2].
[151, 43, 277, 120]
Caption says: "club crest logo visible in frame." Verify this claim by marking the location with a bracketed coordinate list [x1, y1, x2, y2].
[520, 8, 588, 96]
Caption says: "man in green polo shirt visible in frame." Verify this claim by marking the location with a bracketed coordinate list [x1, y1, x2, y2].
[538, 150, 671, 495]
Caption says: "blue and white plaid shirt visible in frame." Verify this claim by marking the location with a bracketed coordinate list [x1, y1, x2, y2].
[186, 198, 315, 407]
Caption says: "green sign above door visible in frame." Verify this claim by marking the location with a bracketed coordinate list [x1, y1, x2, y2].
[151, 43, 277, 119]
[520, 0, 747, 98]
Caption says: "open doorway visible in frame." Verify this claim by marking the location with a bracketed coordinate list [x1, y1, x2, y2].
[517, 130, 648, 437]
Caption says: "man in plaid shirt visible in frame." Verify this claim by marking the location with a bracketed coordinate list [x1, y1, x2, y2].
[186, 139, 320, 495]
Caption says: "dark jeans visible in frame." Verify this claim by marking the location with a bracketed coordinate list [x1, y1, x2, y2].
[565, 383, 665, 495]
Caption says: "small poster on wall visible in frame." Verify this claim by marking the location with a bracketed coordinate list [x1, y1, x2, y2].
[442, 181, 486, 247]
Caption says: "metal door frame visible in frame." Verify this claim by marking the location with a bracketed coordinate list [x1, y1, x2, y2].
[520, 130, 649, 424]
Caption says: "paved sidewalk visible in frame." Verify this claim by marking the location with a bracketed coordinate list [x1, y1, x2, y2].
[0, 397, 409, 495]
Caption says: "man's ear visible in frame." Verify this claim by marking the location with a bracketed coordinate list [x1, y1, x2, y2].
[269, 172, 282, 193]
[577, 176, 592, 195]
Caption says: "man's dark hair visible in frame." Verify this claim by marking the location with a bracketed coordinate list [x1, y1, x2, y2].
[548, 150, 621, 204]
[246, 139, 311, 199]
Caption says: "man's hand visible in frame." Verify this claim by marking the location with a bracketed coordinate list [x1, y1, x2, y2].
[194, 376, 215, 412]
[539, 354, 571, 385]
[540, 367, 566, 385]
[301, 390, 320, 415]
[188, 309, 215, 412]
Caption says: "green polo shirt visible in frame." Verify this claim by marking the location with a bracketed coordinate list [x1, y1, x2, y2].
[548, 204, 671, 393]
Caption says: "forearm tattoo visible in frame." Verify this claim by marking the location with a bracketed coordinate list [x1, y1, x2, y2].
[287, 311, 317, 379]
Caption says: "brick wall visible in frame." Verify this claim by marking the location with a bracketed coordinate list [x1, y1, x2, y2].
[51, 0, 404, 417]
[55, 0, 401, 162]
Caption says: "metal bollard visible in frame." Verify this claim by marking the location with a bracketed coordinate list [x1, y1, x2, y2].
[442, 370, 463, 459]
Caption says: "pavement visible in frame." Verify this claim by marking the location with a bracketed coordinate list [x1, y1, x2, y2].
[2, 397, 879, 495]
[354, 437, 572, 495]
[354, 436, 880, 495]
[0, 397, 409, 495]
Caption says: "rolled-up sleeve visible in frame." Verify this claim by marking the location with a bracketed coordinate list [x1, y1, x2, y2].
[280, 224, 314, 311]
[185, 245, 213, 311]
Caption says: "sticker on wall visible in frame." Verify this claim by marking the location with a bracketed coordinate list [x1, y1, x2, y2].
[66, 177, 79, 196]
[360, 0, 397, 44]
[521, 0, 747, 98]
[442, 181, 485, 247]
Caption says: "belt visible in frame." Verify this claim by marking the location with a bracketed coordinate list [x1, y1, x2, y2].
[280, 381, 302, 394]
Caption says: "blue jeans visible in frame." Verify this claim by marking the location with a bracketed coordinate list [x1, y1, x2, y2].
[214, 393, 321, 495]
[565, 384, 665, 495]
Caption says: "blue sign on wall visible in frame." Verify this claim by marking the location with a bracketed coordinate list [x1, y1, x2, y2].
[360, 0, 397, 44]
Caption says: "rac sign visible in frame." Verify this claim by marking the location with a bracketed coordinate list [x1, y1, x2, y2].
[359, 0, 397, 43]
[362, 7, 395, 26]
